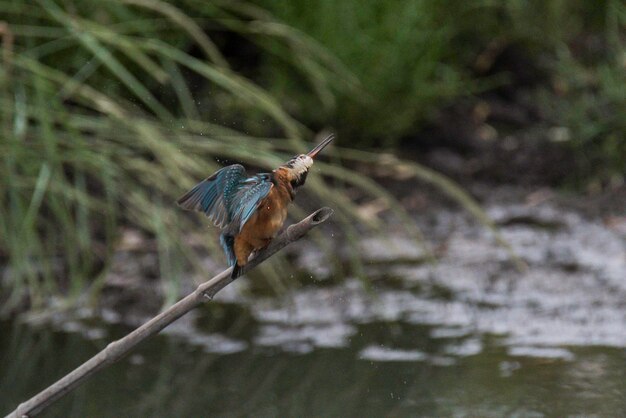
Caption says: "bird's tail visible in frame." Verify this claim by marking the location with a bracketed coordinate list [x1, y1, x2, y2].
[219, 233, 237, 267]
[219, 233, 243, 279]
[231, 263, 243, 280]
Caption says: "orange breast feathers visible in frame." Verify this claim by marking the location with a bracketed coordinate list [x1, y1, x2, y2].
[233, 170, 293, 266]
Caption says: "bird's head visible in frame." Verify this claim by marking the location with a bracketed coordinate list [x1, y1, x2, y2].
[276, 134, 334, 189]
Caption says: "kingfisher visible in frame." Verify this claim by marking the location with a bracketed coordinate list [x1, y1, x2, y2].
[177, 134, 334, 278]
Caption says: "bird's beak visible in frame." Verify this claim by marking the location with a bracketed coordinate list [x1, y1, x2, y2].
[307, 134, 334, 159]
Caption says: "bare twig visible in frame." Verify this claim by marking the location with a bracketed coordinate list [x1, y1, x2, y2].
[6, 207, 334, 418]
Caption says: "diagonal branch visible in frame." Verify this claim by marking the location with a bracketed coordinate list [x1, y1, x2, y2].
[6, 207, 334, 418]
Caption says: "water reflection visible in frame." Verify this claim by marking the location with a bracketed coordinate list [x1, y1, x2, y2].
[2, 318, 625, 418]
[2, 199, 625, 417]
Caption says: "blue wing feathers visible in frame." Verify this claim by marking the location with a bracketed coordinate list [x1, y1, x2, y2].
[177, 165, 246, 228]
[232, 181, 272, 231]
[178, 165, 272, 232]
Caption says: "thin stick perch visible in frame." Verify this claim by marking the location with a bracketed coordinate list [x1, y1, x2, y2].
[6, 207, 334, 418]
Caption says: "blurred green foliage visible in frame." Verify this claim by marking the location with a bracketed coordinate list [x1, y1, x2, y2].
[259, 0, 625, 174]
[0, 0, 353, 311]
[0, 0, 623, 312]
[1, 0, 472, 312]
[258, 0, 475, 145]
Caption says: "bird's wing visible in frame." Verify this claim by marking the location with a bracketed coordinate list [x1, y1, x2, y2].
[176, 164, 246, 228]
[227, 174, 273, 233]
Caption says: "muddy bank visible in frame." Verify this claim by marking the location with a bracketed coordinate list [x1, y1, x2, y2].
[8, 182, 625, 418]
[25, 183, 624, 363]
[259, 186, 625, 356]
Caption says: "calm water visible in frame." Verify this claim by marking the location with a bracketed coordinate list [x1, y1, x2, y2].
[2, 196, 625, 417]
[2, 317, 626, 418]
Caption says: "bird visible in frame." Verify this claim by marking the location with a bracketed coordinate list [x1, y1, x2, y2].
[177, 134, 334, 279]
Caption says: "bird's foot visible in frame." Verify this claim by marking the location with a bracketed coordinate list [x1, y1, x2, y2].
[231, 263, 244, 279]
[251, 238, 273, 258]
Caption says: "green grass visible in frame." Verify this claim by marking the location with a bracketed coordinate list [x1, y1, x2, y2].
[257, 0, 475, 145]
[4, 0, 618, 314]
[533, 1, 626, 185]
[1, 0, 509, 314]
[0, 0, 316, 311]
[258, 0, 625, 180]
